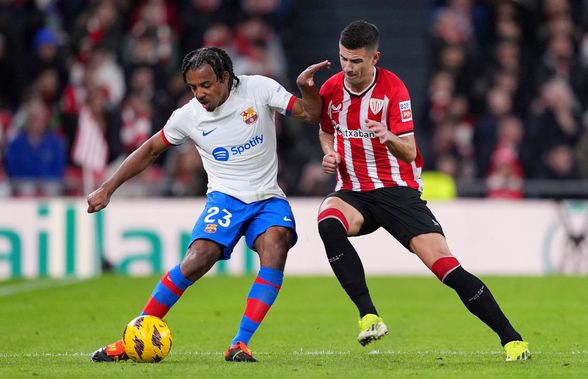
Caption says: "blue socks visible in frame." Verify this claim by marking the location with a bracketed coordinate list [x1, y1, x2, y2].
[231, 266, 284, 346]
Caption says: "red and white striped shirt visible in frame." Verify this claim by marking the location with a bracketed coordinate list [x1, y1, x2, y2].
[319, 67, 423, 192]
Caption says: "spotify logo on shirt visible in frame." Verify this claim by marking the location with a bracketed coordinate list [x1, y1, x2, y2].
[212, 147, 230, 161]
[212, 135, 265, 161]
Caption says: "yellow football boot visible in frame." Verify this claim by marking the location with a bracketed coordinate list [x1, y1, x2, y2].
[504, 340, 531, 361]
[357, 314, 388, 346]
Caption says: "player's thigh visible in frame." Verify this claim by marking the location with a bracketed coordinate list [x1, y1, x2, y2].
[190, 192, 249, 260]
[319, 195, 365, 236]
[245, 197, 297, 250]
[373, 187, 445, 250]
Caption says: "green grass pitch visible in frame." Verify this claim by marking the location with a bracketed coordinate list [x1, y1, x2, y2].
[1, 275, 587, 378]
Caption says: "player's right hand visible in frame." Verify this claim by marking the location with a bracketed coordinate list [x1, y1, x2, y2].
[87, 186, 111, 213]
[322, 151, 340, 174]
[296, 60, 331, 88]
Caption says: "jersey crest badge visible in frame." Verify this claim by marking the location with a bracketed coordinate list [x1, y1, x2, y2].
[240, 107, 258, 125]
[369, 98, 384, 115]
[204, 224, 218, 233]
[399, 100, 412, 122]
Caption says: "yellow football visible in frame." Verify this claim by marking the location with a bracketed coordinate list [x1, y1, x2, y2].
[123, 315, 172, 363]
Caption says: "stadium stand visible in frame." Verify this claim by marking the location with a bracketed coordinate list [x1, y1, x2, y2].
[0, 0, 587, 198]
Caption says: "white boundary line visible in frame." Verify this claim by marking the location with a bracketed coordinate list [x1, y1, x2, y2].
[0, 279, 85, 297]
[1, 350, 587, 359]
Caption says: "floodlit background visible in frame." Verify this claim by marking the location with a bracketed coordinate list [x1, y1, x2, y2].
[1, 0, 588, 278]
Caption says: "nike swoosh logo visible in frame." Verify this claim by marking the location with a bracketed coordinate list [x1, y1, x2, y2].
[283, 216, 292, 222]
[202, 128, 217, 136]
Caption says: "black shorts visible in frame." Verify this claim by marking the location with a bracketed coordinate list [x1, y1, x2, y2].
[326, 187, 444, 251]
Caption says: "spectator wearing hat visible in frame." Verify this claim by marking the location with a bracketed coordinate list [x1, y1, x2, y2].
[27, 27, 68, 97]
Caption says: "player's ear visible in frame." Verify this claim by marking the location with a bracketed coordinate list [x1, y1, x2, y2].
[221, 70, 230, 83]
[372, 51, 381, 66]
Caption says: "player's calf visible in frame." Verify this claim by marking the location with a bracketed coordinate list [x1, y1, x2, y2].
[431, 256, 528, 353]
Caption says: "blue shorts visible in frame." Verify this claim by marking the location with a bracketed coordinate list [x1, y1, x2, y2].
[190, 192, 297, 260]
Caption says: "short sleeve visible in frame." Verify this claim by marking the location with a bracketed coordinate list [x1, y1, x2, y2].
[251, 76, 295, 116]
[387, 78, 414, 137]
[161, 106, 191, 145]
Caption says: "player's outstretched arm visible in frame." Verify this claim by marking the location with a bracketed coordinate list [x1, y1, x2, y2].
[87, 132, 170, 213]
[291, 60, 331, 124]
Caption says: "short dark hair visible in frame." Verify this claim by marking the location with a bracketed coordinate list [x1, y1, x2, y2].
[181, 47, 240, 89]
[340, 20, 379, 51]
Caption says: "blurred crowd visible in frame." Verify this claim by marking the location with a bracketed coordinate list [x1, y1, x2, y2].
[2, 0, 588, 199]
[0, 0, 304, 198]
[425, 0, 588, 198]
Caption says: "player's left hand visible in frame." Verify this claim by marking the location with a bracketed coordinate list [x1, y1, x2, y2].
[366, 119, 392, 145]
[296, 60, 331, 87]
[322, 151, 340, 174]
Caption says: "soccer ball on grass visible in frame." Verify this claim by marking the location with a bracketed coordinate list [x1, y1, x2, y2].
[123, 315, 172, 363]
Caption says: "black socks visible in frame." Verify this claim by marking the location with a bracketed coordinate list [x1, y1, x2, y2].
[318, 218, 377, 317]
[443, 266, 522, 345]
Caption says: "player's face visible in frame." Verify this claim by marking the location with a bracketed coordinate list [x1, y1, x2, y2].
[185, 64, 230, 112]
[339, 44, 380, 90]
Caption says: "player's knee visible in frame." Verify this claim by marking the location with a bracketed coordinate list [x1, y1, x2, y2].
[261, 227, 294, 254]
[317, 208, 349, 239]
[258, 231, 291, 270]
[267, 239, 291, 255]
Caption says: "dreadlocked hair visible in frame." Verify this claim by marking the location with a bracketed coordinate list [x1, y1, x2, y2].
[181, 47, 240, 89]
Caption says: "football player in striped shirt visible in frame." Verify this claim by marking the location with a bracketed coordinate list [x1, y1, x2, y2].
[316, 20, 529, 361]
[88, 47, 330, 362]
